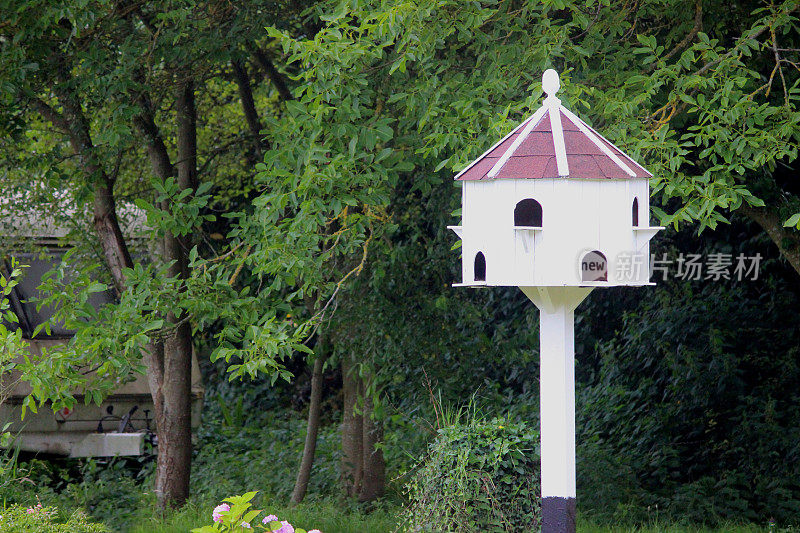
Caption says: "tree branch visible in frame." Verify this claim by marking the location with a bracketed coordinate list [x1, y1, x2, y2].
[42, 54, 135, 297]
[197, 134, 253, 176]
[251, 47, 294, 101]
[175, 78, 198, 194]
[770, 25, 790, 106]
[738, 203, 800, 277]
[231, 59, 268, 157]
[130, 71, 175, 182]
[662, 0, 703, 61]
[29, 98, 69, 132]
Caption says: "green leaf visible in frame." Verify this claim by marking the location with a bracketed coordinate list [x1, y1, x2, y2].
[783, 213, 800, 228]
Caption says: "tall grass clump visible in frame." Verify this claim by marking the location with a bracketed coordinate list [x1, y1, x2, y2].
[402, 397, 540, 532]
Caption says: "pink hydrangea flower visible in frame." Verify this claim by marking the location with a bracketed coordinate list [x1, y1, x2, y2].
[26, 508, 35, 514]
[308, 530, 322, 533]
[262, 514, 280, 530]
[276, 521, 294, 533]
[212, 503, 230, 523]
[241, 521, 252, 529]
[262, 514, 279, 524]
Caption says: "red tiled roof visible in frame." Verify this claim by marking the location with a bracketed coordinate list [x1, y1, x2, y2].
[455, 99, 651, 181]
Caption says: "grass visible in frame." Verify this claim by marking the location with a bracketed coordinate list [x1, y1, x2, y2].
[125, 504, 784, 533]
[126, 515, 782, 533]
[127, 498, 398, 533]
[577, 521, 773, 533]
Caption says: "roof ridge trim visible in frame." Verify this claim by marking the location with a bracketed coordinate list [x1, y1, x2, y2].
[559, 107, 636, 177]
[486, 105, 549, 178]
[550, 105, 569, 177]
[453, 113, 535, 181]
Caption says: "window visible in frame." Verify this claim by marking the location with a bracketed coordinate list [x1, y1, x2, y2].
[1, 251, 115, 339]
[474, 252, 486, 282]
[514, 199, 543, 227]
[632, 197, 639, 227]
[581, 250, 607, 282]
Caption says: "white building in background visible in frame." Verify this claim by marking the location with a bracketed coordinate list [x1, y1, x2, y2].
[0, 192, 203, 457]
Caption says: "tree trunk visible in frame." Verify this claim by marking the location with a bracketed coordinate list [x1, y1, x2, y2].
[133, 107, 174, 182]
[155, 318, 192, 508]
[290, 351, 326, 505]
[127, 82, 175, 482]
[129, 77, 197, 509]
[41, 79, 188, 507]
[38, 72, 134, 296]
[43, 74, 194, 507]
[176, 79, 199, 192]
[340, 358, 385, 502]
[152, 79, 197, 509]
[92, 176, 135, 294]
[341, 355, 363, 498]
[359, 380, 385, 503]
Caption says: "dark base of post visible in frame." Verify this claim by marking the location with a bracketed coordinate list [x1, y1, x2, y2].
[542, 497, 576, 533]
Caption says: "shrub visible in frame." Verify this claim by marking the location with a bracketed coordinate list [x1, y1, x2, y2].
[402, 416, 540, 532]
[191, 413, 341, 503]
[59, 456, 146, 527]
[191, 492, 321, 533]
[0, 503, 108, 533]
[576, 282, 800, 525]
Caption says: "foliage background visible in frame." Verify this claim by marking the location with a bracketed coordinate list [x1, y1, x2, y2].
[2, 0, 800, 530]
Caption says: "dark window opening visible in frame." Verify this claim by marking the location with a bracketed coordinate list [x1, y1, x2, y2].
[474, 252, 486, 282]
[514, 199, 543, 227]
[632, 197, 639, 227]
[581, 250, 607, 282]
[1, 251, 115, 340]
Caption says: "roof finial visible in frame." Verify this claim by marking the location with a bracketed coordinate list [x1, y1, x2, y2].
[542, 69, 560, 98]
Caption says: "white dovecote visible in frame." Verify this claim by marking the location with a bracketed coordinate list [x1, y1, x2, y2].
[448, 69, 663, 533]
[450, 69, 663, 288]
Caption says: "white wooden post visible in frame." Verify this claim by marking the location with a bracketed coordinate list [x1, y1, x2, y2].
[521, 286, 593, 533]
